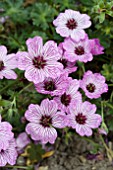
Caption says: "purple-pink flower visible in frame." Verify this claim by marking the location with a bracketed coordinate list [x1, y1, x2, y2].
[53, 9, 91, 42]
[0, 115, 18, 167]
[80, 71, 108, 99]
[63, 37, 93, 63]
[16, 132, 30, 151]
[0, 115, 14, 152]
[0, 45, 17, 79]
[89, 38, 104, 55]
[68, 101, 102, 136]
[17, 36, 63, 84]
[98, 128, 108, 136]
[35, 74, 70, 96]
[25, 99, 66, 144]
[54, 79, 82, 114]
[0, 139, 18, 167]
[58, 43, 77, 74]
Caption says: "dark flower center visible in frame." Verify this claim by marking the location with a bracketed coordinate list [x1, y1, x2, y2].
[44, 80, 56, 91]
[0, 61, 4, 71]
[61, 93, 71, 106]
[58, 59, 68, 69]
[66, 18, 77, 30]
[86, 83, 96, 93]
[75, 46, 85, 55]
[40, 115, 52, 127]
[76, 113, 87, 125]
[1, 149, 4, 153]
[32, 56, 46, 69]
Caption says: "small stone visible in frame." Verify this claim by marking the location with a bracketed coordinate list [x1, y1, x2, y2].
[79, 155, 87, 163]
[38, 166, 48, 170]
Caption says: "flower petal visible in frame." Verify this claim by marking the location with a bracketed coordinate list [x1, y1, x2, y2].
[26, 36, 43, 57]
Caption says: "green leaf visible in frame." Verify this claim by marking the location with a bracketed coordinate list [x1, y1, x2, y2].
[99, 12, 105, 23]
[30, 3, 57, 30]
[106, 10, 113, 17]
[98, 0, 105, 8]
[0, 100, 11, 107]
[27, 143, 45, 162]
[80, 0, 94, 6]
[101, 64, 113, 82]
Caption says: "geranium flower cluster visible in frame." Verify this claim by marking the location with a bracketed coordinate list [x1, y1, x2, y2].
[0, 115, 17, 166]
[0, 9, 108, 167]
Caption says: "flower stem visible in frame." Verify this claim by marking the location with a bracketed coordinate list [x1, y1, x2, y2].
[100, 134, 113, 162]
[101, 101, 104, 122]
[5, 165, 28, 169]
[76, 133, 100, 148]
[19, 83, 33, 94]
[0, 79, 18, 94]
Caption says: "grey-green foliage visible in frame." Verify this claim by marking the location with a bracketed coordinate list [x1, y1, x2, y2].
[101, 64, 113, 83]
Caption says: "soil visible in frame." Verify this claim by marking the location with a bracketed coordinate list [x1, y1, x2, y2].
[41, 136, 113, 170]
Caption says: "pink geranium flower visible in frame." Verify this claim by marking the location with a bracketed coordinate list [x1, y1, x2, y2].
[58, 43, 77, 74]
[68, 101, 102, 136]
[54, 79, 82, 114]
[0, 139, 18, 167]
[80, 71, 108, 99]
[25, 99, 66, 144]
[0, 45, 17, 79]
[98, 128, 108, 135]
[63, 37, 93, 63]
[89, 38, 104, 55]
[17, 36, 63, 84]
[0, 115, 14, 152]
[53, 9, 91, 42]
[35, 73, 70, 96]
[16, 132, 30, 152]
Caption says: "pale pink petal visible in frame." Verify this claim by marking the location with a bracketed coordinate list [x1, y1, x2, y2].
[63, 38, 75, 52]
[41, 127, 57, 144]
[26, 123, 43, 141]
[0, 73, 3, 79]
[78, 14, 91, 29]
[82, 102, 97, 115]
[2, 69, 17, 79]
[52, 112, 67, 128]
[87, 114, 102, 129]
[0, 46, 7, 60]
[56, 26, 70, 37]
[41, 99, 58, 116]
[43, 41, 60, 60]
[17, 52, 32, 70]
[71, 29, 86, 42]
[76, 124, 92, 136]
[16, 132, 30, 149]
[25, 66, 44, 83]
[26, 36, 43, 57]
[25, 104, 42, 123]
[3, 54, 17, 69]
